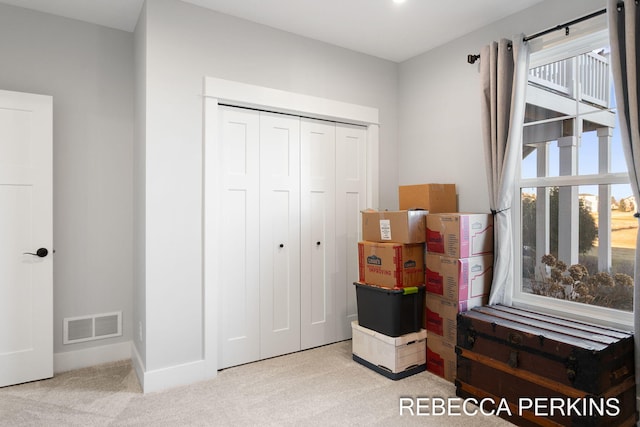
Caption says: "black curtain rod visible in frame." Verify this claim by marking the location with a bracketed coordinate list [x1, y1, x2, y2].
[467, 7, 607, 64]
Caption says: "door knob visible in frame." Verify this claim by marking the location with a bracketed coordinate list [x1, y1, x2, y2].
[279, 244, 284, 248]
[24, 248, 48, 258]
[316, 241, 321, 246]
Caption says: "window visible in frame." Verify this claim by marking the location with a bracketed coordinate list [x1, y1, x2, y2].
[513, 24, 635, 328]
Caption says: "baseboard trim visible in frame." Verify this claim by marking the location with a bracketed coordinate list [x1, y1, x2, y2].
[131, 342, 145, 391]
[84, 342, 218, 393]
[130, 342, 219, 393]
[54, 341, 132, 373]
[140, 358, 213, 393]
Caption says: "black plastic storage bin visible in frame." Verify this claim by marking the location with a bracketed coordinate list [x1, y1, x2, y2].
[354, 282, 425, 337]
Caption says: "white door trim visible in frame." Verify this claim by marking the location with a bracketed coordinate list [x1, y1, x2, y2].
[204, 77, 379, 126]
[203, 77, 380, 375]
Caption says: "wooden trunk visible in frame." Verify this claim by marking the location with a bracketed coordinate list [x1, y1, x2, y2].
[456, 305, 637, 427]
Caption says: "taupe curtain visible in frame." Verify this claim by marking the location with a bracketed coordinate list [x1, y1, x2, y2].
[608, 0, 640, 394]
[480, 36, 530, 305]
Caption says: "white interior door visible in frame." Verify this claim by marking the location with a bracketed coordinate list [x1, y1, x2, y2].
[217, 106, 260, 369]
[335, 123, 367, 341]
[300, 118, 336, 350]
[259, 112, 301, 359]
[0, 90, 53, 387]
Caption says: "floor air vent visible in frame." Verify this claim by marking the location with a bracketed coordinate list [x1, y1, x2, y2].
[63, 311, 122, 344]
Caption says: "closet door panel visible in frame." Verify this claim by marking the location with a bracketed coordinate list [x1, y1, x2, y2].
[270, 190, 294, 332]
[300, 119, 336, 350]
[309, 192, 328, 324]
[218, 106, 261, 369]
[335, 124, 367, 341]
[259, 112, 301, 359]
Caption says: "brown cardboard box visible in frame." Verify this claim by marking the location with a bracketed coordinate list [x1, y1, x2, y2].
[398, 184, 457, 212]
[357, 241, 425, 288]
[361, 210, 428, 244]
[426, 334, 456, 382]
[425, 254, 493, 302]
[424, 294, 484, 342]
[426, 213, 493, 258]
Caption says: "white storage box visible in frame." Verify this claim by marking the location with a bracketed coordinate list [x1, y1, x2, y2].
[351, 321, 426, 379]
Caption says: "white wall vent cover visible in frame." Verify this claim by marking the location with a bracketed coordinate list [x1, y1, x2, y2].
[63, 311, 122, 344]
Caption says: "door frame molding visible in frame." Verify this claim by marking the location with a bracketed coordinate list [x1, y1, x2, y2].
[202, 77, 380, 376]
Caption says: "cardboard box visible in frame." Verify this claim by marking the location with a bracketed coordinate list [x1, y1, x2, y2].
[425, 254, 494, 302]
[399, 183, 457, 212]
[426, 213, 494, 258]
[425, 294, 485, 342]
[352, 321, 426, 375]
[358, 242, 425, 288]
[426, 334, 456, 382]
[362, 210, 428, 244]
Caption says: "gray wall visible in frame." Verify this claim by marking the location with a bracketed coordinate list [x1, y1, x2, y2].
[137, 0, 399, 372]
[0, 4, 134, 355]
[398, 0, 606, 212]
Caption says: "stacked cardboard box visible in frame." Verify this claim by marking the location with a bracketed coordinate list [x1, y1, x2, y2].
[357, 183, 457, 289]
[424, 213, 494, 382]
[354, 209, 427, 379]
[358, 209, 428, 288]
[398, 183, 457, 212]
[353, 183, 457, 380]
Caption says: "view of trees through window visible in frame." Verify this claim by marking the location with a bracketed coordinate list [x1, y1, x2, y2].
[521, 186, 635, 311]
[518, 37, 636, 313]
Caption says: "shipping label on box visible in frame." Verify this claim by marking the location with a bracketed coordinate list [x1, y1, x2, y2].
[362, 210, 428, 243]
[426, 213, 493, 258]
[357, 241, 425, 288]
[398, 183, 457, 213]
[425, 254, 493, 302]
[352, 321, 426, 374]
[426, 334, 457, 382]
[425, 294, 484, 342]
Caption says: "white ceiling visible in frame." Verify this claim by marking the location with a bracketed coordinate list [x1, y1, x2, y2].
[0, 0, 545, 62]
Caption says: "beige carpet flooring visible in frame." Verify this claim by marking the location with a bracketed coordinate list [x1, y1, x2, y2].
[0, 341, 512, 426]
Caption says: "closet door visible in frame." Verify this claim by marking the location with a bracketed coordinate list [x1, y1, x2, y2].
[218, 106, 261, 369]
[335, 124, 367, 341]
[259, 112, 301, 359]
[300, 119, 336, 350]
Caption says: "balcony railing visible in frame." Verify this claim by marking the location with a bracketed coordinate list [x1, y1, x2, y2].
[529, 52, 610, 108]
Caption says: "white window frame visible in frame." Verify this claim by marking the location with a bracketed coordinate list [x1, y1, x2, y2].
[511, 21, 634, 330]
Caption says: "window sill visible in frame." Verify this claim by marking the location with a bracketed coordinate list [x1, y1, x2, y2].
[510, 292, 633, 332]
